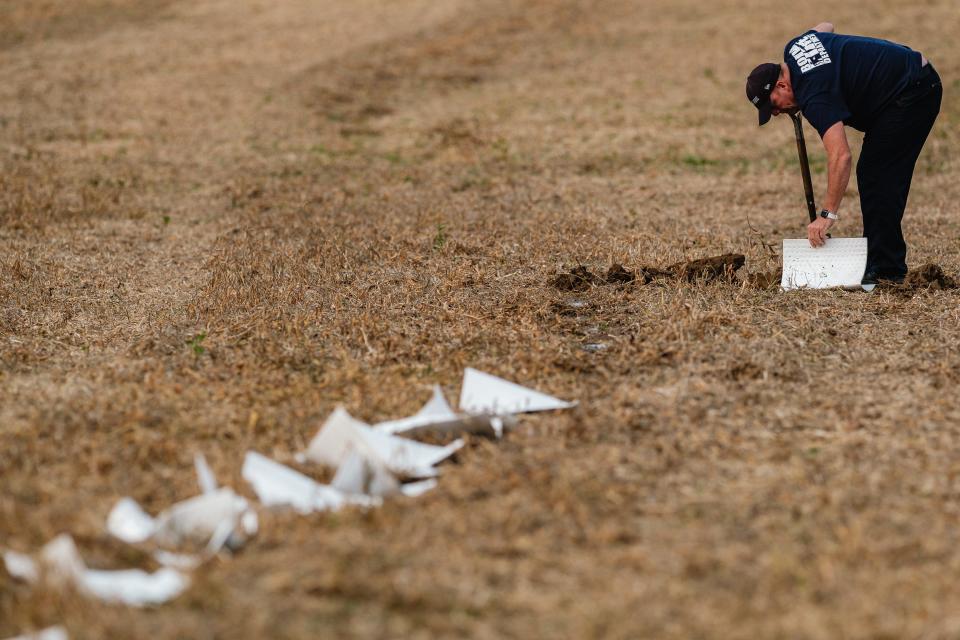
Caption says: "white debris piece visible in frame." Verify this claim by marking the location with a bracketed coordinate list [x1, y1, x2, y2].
[106, 498, 156, 544]
[2, 535, 189, 607]
[781, 237, 868, 290]
[374, 385, 512, 438]
[330, 450, 404, 497]
[3, 626, 69, 640]
[328, 451, 437, 498]
[82, 567, 189, 607]
[305, 407, 462, 477]
[193, 453, 218, 495]
[36, 536, 86, 589]
[152, 550, 202, 571]
[106, 454, 257, 553]
[458, 367, 577, 415]
[3, 549, 39, 583]
[399, 479, 438, 497]
[153, 489, 257, 551]
[242, 451, 377, 513]
[374, 385, 457, 433]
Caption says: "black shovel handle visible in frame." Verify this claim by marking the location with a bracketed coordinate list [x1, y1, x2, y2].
[791, 113, 818, 224]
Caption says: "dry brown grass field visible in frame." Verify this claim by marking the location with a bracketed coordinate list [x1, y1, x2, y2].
[2, 0, 959, 637]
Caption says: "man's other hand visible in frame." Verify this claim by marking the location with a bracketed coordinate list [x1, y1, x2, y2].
[808, 217, 834, 247]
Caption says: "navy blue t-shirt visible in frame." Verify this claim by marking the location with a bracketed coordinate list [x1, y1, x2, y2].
[783, 30, 923, 137]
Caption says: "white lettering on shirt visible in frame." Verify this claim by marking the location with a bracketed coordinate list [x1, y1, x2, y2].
[789, 33, 832, 73]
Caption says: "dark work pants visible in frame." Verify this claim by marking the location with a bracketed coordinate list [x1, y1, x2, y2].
[857, 64, 942, 278]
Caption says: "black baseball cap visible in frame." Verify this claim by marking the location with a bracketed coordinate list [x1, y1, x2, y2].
[745, 63, 780, 125]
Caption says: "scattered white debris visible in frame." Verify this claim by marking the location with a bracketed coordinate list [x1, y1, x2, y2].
[458, 367, 577, 414]
[5, 367, 577, 614]
[304, 407, 463, 478]
[2, 535, 189, 607]
[3, 626, 69, 640]
[242, 451, 378, 514]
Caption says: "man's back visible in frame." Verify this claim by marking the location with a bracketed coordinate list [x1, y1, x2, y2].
[784, 30, 923, 135]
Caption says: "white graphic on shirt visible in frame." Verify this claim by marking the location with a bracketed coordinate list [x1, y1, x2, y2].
[789, 33, 832, 73]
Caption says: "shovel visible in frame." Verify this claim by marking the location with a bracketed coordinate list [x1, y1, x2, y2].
[780, 113, 868, 290]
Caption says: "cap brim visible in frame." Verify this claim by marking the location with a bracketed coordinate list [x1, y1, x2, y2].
[757, 101, 773, 126]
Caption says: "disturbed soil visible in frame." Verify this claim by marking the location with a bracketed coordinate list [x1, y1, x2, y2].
[903, 263, 959, 289]
[2, 1, 960, 638]
[668, 253, 746, 282]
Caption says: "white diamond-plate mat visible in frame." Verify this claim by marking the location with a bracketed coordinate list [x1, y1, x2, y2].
[781, 237, 868, 290]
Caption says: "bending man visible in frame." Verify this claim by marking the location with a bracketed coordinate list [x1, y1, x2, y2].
[746, 22, 941, 285]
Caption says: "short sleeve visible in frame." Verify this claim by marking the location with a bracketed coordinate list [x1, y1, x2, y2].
[801, 95, 851, 138]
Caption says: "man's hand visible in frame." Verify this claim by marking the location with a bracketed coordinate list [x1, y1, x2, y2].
[808, 217, 834, 247]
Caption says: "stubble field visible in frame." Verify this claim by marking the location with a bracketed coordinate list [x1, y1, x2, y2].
[2, 1, 960, 638]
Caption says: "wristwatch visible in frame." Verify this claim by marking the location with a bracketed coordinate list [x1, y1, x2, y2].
[819, 209, 839, 220]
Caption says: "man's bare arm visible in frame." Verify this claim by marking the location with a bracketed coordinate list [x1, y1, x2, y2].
[806, 121, 850, 247]
[821, 121, 851, 213]
[812, 22, 834, 33]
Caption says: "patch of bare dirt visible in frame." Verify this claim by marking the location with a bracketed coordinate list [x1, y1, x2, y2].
[550, 265, 601, 290]
[669, 253, 745, 282]
[553, 258, 749, 291]
[605, 263, 635, 284]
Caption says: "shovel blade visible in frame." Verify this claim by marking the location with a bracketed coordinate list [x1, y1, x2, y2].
[781, 237, 868, 290]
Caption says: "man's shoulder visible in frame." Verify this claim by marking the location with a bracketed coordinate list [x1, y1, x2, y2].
[784, 30, 835, 77]
[784, 29, 817, 50]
